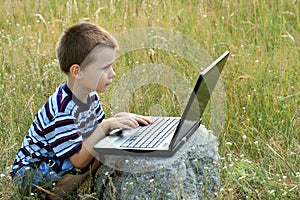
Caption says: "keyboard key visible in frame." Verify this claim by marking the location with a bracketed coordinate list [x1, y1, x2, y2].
[120, 118, 179, 148]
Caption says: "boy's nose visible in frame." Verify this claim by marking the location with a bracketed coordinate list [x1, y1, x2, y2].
[109, 68, 116, 78]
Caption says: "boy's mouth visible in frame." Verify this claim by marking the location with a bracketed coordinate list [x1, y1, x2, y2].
[106, 81, 112, 86]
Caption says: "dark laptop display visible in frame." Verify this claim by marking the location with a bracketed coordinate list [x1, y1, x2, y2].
[171, 51, 229, 151]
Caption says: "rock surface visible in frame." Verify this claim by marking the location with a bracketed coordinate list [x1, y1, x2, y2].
[96, 125, 221, 199]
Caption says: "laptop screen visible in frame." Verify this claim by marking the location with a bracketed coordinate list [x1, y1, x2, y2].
[171, 51, 229, 148]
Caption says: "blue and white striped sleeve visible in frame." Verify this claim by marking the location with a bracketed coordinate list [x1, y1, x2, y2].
[44, 113, 82, 160]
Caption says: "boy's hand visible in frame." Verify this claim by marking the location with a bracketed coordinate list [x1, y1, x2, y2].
[98, 112, 152, 136]
[114, 112, 153, 126]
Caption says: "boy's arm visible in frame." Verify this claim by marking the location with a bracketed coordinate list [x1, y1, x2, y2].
[69, 121, 109, 169]
[69, 114, 151, 168]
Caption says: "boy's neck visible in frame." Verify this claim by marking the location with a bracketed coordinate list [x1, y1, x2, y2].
[67, 78, 89, 104]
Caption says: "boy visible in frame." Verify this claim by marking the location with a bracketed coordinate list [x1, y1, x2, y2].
[10, 22, 152, 199]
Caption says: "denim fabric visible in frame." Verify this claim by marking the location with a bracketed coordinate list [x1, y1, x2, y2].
[13, 158, 74, 195]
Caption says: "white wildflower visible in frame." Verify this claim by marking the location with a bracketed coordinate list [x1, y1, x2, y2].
[268, 190, 275, 195]
[226, 142, 232, 146]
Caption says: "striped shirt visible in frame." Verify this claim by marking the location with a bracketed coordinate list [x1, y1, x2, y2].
[10, 83, 105, 176]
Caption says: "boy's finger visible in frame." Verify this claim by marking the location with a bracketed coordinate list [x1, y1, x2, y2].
[120, 117, 139, 128]
[134, 116, 153, 125]
[119, 124, 132, 130]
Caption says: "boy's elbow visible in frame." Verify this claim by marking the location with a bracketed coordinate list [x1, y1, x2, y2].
[72, 160, 87, 169]
[70, 155, 88, 169]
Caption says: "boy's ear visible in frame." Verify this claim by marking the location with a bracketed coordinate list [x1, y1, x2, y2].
[69, 64, 83, 79]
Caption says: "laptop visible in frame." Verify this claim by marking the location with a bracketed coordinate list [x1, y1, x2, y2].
[94, 51, 229, 157]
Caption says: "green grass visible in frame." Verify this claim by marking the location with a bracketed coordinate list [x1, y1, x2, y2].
[0, 0, 299, 199]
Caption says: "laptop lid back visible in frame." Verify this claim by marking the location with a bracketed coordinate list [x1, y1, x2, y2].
[170, 51, 229, 148]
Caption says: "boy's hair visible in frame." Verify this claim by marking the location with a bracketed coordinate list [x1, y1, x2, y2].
[56, 22, 118, 74]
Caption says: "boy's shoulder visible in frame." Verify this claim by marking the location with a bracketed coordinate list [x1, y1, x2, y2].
[38, 83, 76, 121]
[36, 83, 103, 126]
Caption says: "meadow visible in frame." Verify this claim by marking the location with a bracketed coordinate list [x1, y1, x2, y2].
[0, 0, 299, 199]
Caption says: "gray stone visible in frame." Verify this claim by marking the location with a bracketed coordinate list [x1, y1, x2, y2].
[96, 125, 220, 199]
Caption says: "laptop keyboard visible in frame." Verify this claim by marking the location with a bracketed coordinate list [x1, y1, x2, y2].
[120, 118, 180, 148]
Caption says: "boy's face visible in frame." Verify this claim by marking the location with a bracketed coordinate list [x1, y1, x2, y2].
[80, 46, 116, 93]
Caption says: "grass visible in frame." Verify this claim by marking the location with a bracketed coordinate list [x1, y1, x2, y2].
[0, 0, 299, 199]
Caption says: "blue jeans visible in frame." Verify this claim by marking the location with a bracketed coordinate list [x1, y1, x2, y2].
[13, 158, 74, 195]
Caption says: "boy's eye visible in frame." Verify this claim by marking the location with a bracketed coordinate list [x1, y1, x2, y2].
[103, 65, 112, 70]
[98, 66, 108, 71]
